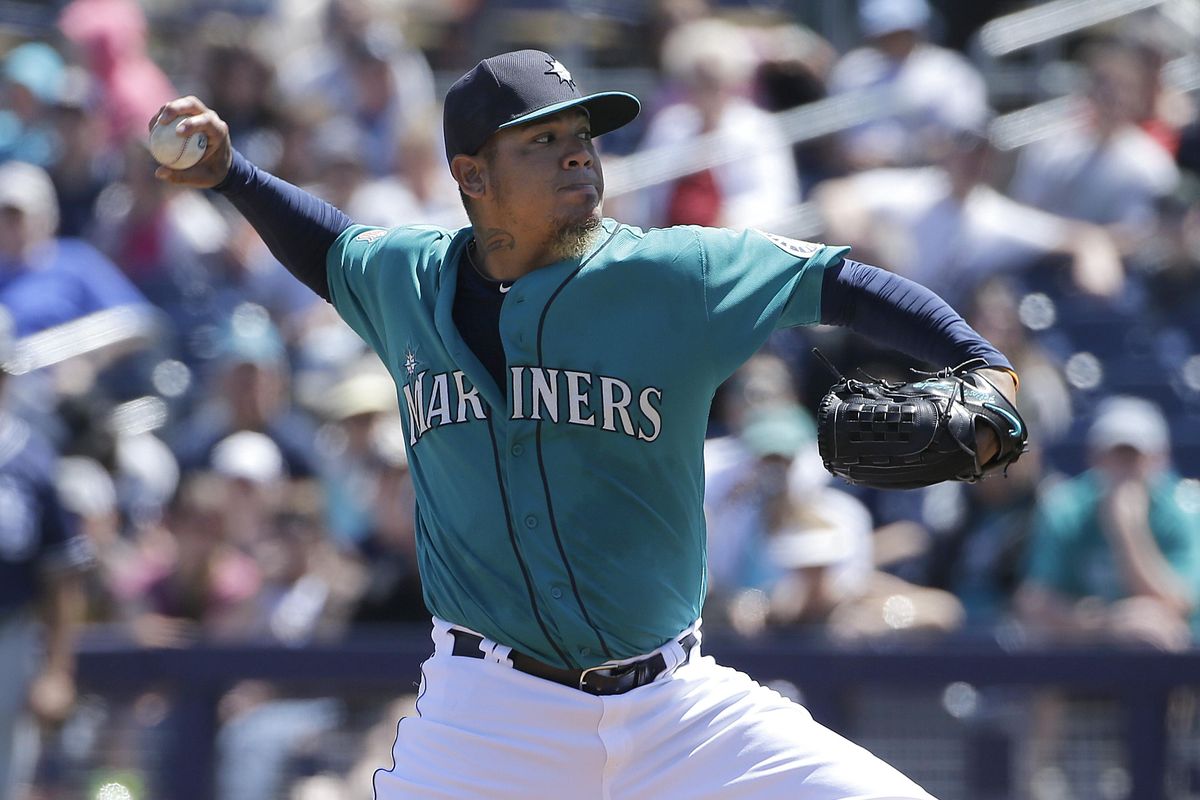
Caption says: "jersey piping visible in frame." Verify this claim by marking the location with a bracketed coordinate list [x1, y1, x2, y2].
[531, 225, 623, 659]
[484, 407, 573, 666]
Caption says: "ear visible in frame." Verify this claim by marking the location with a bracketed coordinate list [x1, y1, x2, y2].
[451, 154, 487, 200]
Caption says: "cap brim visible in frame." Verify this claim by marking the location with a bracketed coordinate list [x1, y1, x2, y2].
[497, 91, 640, 139]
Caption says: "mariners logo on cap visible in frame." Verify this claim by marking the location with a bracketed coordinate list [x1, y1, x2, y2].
[544, 58, 575, 88]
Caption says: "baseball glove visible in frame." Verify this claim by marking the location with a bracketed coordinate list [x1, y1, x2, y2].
[815, 356, 1028, 490]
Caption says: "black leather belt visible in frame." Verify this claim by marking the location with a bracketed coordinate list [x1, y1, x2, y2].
[449, 629, 698, 696]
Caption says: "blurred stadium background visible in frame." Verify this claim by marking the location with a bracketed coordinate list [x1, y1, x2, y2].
[3, 0, 1200, 798]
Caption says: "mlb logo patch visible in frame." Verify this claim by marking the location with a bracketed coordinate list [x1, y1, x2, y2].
[354, 229, 387, 243]
[752, 229, 822, 258]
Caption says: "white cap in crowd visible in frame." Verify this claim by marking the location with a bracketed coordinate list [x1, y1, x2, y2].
[0, 160, 59, 240]
[324, 370, 396, 421]
[1086, 395, 1170, 455]
[212, 430, 285, 484]
[56, 456, 117, 518]
[858, 0, 931, 38]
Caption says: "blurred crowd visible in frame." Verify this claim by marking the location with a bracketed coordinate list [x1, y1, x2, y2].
[3, 0, 1200, 797]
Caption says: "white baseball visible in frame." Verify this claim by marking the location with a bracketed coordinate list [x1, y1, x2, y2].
[148, 116, 207, 170]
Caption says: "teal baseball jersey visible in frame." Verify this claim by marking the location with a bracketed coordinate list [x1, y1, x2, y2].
[327, 218, 848, 668]
[1025, 470, 1200, 604]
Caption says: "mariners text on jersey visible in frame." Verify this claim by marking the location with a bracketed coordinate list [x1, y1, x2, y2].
[401, 366, 663, 446]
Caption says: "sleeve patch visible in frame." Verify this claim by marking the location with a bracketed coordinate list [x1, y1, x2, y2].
[354, 228, 388, 243]
[751, 229, 823, 258]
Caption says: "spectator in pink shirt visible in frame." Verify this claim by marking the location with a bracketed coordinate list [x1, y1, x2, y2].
[58, 0, 176, 146]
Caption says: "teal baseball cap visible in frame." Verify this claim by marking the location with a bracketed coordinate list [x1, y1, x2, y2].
[442, 49, 640, 162]
[740, 405, 816, 459]
[3, 42, 65, 104]
[217, 304, 284, 365]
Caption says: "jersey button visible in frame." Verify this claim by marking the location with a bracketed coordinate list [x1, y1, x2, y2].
[511, 443, 524, 457]
[551, 587, 563, 599]
[524, 514, 538, 529]
[578, 646, 591, 657]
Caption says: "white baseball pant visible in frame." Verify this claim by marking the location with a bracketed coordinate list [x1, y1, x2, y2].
[374, 617, 936, 799]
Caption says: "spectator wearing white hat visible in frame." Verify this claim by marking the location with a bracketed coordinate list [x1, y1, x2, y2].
[1016, 396, 1200, 651]
[316, 363, 401, 547]
[0, 159, 149, 337]
[211, 429, 288, 553]
[827, 0, 989, 169]
[703, 401, 823, 626]
[1013, 395, 1198, 797]
[704, 397, 964, 639]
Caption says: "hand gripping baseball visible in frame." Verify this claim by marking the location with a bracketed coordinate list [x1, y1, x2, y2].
[148, 97, 234, 189]
[816, 356, 1028, 490]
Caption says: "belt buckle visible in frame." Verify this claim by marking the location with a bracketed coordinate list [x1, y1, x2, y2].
[577, 663, 616, 694]
[578, 662, 642, 695]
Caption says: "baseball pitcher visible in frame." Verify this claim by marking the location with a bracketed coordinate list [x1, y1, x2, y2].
[151, 49, 1024, 799]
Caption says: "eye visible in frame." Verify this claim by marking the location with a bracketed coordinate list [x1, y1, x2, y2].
[532, 132, 553, 144]
[577, 130, 593, 141]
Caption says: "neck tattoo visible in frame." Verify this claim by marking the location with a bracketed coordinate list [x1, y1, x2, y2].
[466, 238, 511, 293]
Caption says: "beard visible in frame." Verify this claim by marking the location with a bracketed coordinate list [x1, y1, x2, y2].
[551, 212, 602, 261]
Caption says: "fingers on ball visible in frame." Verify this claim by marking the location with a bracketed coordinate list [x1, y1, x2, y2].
[171, 95, 206, 115]
[178, 112, 223, 138]
[158, 96, 207, 125]
[149, 106, 167, 133]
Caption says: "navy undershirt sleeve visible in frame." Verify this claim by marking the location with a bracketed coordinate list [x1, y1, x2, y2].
[819, 259, 1013, 371]
[213, 149, 351, 301]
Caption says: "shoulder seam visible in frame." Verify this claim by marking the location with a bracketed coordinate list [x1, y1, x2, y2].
[612, 222, 646, 241]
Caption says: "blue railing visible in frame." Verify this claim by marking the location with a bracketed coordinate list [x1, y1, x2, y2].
[75, 628, 1200, 800]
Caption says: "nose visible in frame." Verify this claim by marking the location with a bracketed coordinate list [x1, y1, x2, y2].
[562, 140, 594, 171]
